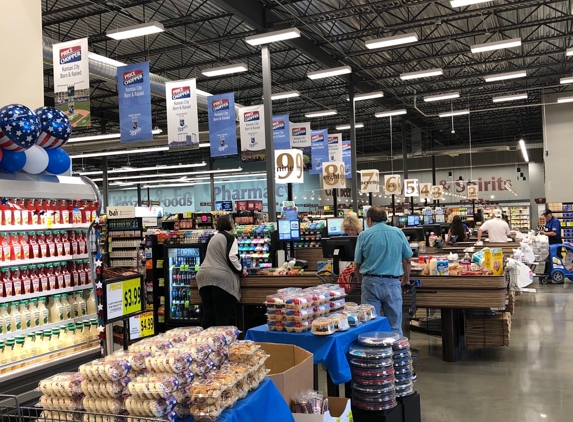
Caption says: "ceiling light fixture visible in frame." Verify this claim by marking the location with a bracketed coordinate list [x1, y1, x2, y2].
[199, 143, 210, 148]
[492, 93, 528, 103]
[400, 68, 443, 80]
[423, 92, 460, 102]
[519, 139, 529, 162]
[76, 161, 207, 176]
[471, 38, 522, 53]
[566, 48, 573, 57]
[88, 53, 126, 67]
[91, 167, 244, 183]
[365, 33, 418, 50]
[307, 66, 352, 80]
[375, 109, 407, 118]
[68, 128, 163, 144]
[484, 70, 527, 82]
[335, 123, 364, 130]
[439, 110, 470, 118]
[201, 63, 248, 77]
[557, 95, 573, 103]
[305, 109, 337, 118]
[69, 146, 169, 159]
[560, 76, 573, 84]
[270, 90, 301, 100]
[450, 0, 490, 7]
[245, 28, 301, 46]
[348, 91, 384, 101]
[107, 21, 164, 40]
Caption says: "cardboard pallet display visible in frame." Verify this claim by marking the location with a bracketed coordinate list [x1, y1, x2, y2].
[465, 312, 511, 350]
[506, 291, 516, 314]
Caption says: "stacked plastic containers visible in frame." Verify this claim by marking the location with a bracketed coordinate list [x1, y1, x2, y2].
[392, 336, 415, 398]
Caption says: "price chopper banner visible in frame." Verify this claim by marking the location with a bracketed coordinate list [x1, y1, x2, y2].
[165, 79, 199, 150]
[118, 62, 153, 143]
[239, 105, 266, 161]
[275, 149, 304, 184]
[360, 170, 380, 193]
[290, 122, 312, 170]
[52, 38, 90, 127]
[273, 114, 290, 150]
[328, 133, 343, 162]
[310, 129, 328, 175]
[207, 92, 237, 158]
[342, 140, 352, 178]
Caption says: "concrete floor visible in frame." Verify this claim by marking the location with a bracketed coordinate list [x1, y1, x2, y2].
[412, 280, 573, 422]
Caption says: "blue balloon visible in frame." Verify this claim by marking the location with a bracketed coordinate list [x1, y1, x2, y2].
[0, 149, 26, 173]
[45, 147, 71, 174]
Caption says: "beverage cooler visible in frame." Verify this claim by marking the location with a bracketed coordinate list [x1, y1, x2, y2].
[164, 244, 205, 326]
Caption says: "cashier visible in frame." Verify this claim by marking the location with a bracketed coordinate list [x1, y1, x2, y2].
[540, 209, 562, 245]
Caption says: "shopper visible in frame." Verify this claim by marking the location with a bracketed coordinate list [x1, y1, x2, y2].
[340, 214, 363, 236]
[477, 209, 510, 242]
[540, 210, 562, 245]
[448, 215, 468, 243]
[446, 208, 456, 223]
[354, 206, 412, 335]
[196, 214, 248, 328]
[337, 215, 363, 293]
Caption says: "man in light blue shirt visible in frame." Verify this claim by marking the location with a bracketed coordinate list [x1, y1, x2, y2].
[354, 206, 413, 335]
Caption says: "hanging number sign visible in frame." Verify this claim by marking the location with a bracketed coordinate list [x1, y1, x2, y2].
[404, 179, 419, 197]
[384, 175, 402, 195]
[467, 184, 479, 200]
[419, 183, 432, 200]
[360, 170, 380, 193]
[275, 149, 304, 184]
[322, 161, 346, 189]
[431, 185, 444, 200]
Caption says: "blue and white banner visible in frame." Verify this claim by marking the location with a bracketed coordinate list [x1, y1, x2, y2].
[273, 114, 290, 150]
[310, 129, 328, 175]
[118, 62, 153, 143]
[207, 92, 237, 157]
[166, 79, 199, 149]
[328, 133, 342, 162]
[290, 122, 311, 148]
[342, 140, 352, 178]
[239, 105, 265, 162]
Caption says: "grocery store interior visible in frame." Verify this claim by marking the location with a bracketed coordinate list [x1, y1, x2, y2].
[1, 0, 573, 421]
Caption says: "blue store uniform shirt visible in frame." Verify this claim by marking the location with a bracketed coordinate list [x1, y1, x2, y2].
[354, 221, 413, 276]
[545, 216, 562, 244]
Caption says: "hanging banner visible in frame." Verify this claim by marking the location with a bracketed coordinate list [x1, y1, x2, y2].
[404, 179, 419, 197]
[207, 93, 237, 158]
[431, 185, 444, 200]
[310, 129, 328, 175]
[360, 170, 379, 193]
[342, 140, 352, 178]
[275, 149, 304, 184]
[467, 183, 479, 199]
[322, 161, 346, 189]
[419, 183, 433, 200]
[52, 38, 90, 127]
[165, 79, 199, 149]
[328, 133, 343, 162]
[273, 114, 290, 150]
[118, 62, 153, 143]
[384, 175, 402, 195]
[239, 105, 265, 162]
[290, 123, 311, 147]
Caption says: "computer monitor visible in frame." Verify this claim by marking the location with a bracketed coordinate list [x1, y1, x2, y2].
[327, 217, 345, 236]
[425, 215, 434, 224]
[435, 214, 445, 223]
[278, 219, 300, 241]
[215, 201, 233, 211]
[440, 223, 451, 239]
[401, 227, 425, 243]
[407, 215, 421, 227]
[322, 236, 358, 274]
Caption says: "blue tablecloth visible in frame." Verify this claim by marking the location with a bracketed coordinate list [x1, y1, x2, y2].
[245, 317, 391, 385]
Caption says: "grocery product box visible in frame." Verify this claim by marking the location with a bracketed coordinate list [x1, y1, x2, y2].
[293, 397, 352, 422]
[256, 342, 314, 408]
[317, 260, 333, 273]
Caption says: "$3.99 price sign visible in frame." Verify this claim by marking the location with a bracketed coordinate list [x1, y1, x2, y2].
[129, 312, 154, 340]
[105, 276, 144, 323]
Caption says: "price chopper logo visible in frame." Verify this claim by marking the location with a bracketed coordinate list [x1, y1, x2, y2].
[212, 98, 229, 112]
[273, 120, 285, 131]
[59, 46, 82, 65]
[292, 127, 306, 137]
[342, 143, 351, 151]
[123, 69, 144, 86]
[311, 134, 324, 143]
[244, 111, 260, 122]
[328, 137, 338, 145]
[171, 86, 190, 100]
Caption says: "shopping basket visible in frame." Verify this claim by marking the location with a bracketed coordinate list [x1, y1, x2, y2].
[316, 269, 362, 304]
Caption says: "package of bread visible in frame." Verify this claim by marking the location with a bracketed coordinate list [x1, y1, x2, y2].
[129, 337, 174, 355]
[189, 403, 222, 422]
[127, 374, 180, 399]
[145, 350, 193, 373]
[80, 380, 125, 398]
[38, 395, 84, 411]
[163, 326, 204, 343]
[109, 349, 151, 372]
[79, 358, 131, 382]
[189, 356, 216, 378]
[186, 332, 226, 351]
[204, 325, 241, 344]
[175, 342, 213, 361]
[82, 414, 124, 422]
[228, 340, 259, 362]
[38, 411, 80, 422]
[186, 379, 223, 405]
[83, 397, 124, 414]
[125, 396, 177, 418]
[38, 372, 84, 397]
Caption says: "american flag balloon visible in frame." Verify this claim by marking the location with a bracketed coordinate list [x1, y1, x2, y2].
[0, 104, 41, 151]
[34, 106, 72, 148]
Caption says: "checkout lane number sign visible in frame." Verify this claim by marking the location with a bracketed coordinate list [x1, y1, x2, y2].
[104, 275, 145, 323]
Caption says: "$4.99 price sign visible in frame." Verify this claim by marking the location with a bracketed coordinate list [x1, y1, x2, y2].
[104, 276, 144, 323]
[129, 312, 154, 340]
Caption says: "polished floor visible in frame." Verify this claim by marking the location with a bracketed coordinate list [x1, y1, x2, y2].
[412, 280, 573, 422]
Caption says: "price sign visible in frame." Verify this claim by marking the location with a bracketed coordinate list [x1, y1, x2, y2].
[129, 312, 155, 340]
[431, 185, 444, 200]
[275, 149, 304, 184]
[360, 170, 379, 193]
[384, 175, 402, 195]
[467, 184, 479, 199]
[404, 179, 419, 197]
[322, 161, 346, 189]
[419, 183, 432, 200]
[104, 275, 145, 323]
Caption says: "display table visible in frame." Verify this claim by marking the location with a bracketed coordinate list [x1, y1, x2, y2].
[245, 316, 391, 391]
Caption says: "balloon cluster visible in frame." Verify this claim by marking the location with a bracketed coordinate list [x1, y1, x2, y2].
[0, 104, 72, 174]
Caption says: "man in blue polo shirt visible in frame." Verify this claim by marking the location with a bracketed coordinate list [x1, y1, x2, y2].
[540, 209, 562, 245]
[354, 206, 412, 335]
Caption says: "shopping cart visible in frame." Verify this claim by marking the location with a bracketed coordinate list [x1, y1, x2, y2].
[316, 269, 362, 304]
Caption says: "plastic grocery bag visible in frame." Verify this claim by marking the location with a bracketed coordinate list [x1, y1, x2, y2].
[520, 242, 535, 264]
[506, 258, 534, 290]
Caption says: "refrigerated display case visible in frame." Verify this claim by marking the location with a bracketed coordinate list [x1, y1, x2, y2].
[164, 244, 205, 326]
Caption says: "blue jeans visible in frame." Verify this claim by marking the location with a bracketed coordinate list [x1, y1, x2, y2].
[361, 276, 403, 335]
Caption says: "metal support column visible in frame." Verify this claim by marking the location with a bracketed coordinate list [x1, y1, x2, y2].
[348, 76, 359, 213]
[102, 156, 109, 210]
[333, 189, 338, 216]
[137, 185, 141, 207]
[262, 45, 277, 221]
[209, 158, 215, 210]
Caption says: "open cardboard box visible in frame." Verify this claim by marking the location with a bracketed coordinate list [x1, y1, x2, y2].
[256, 342, 314, 409]
[293, 397, 352, 422]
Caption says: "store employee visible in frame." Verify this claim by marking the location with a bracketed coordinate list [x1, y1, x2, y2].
[540, 209, 562, 244]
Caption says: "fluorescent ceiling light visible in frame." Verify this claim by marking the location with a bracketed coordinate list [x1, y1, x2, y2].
[201, 63, 248, 77]
[375, 109, 407, 118]
[305, 109, 337, 118]
[197, 89, 213, 97]
[245, 28, 301, 46]
[336, 123, 364, 130]
[307, 66, 352, 80]
[519, 139, 529, 162]
[560, 76, 573, 84]
[424, 92, 460, 102]
[91, 168, 243, 183]
[492, 93, 528, 103]
[400, 68, 443, 80]
[270, 91, 300, 100]
[365, 33, 418, 50]
[107, 21, 164, 40]
[76, 161, 207, 176]
[471, 38, 521, 53]
[88, 52, 126, 67]
[484, 70, 527, 82]
[567, 48, 573, 57]
[70, 146, 169, 159]
[557, 95, 573, 104]
[348, 91, 384, 101]
[451, 0, 490, 7]
[68, 128, 162, 144]
[113, 176, 188, 185]
[439, 110, 470, 117]
[199, 143, 210, 148]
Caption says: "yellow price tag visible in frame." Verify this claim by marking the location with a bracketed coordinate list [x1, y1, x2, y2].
[139, 312, 154, 338]
[122, 278, 142, 316]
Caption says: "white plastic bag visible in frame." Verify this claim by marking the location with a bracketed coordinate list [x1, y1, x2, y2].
[519, 242, 536, 264]
[507, 259, 534, 290]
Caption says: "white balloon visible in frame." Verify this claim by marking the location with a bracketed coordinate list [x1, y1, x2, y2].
[23, 145, 49, 174]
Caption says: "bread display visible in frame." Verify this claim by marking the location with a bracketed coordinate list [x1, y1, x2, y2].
[187, 379, 223, 405]
[38, 373, 83, 397]
[124, 396, 176, 417]
[78, 359, 131, 382]
[127, 374, 180, 399]
[38, 395, 84, 411]
[83, 397, 124, 414]
[81, 380, 126, 398]
[228, 340, 259, 362]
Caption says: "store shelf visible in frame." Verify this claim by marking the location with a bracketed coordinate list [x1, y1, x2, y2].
[0, 223, 90, 232]
[0, 313, 96, 342]
[0, 253, 90, 268]
[0, 284, 92, 305]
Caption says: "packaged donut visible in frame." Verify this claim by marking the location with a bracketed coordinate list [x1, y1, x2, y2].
[187, 379, 223, 405]
[38, 373, 84, 397]
[79, 358, 131, 382]
[81, 380, 126, 398]
[83, 397, 124, 414]
[38, 395, 84, 411]
[127, 374, 179, 399]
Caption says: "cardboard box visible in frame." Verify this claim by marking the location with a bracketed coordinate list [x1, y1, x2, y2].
[256, 342, 314, 409]
[293, 397, 352, 422]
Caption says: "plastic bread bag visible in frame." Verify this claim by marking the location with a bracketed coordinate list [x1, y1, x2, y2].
[129, 337, 173, 355]
[203, 325, 241, 344]
[189, 403, 222, 422]
[80, 380, 126, 398]
[227, 340, 259, 362]
[125, 396, 177, 418]
[83, 397, 125, 414]
[38, 396, 84, 411]
[82, 415, 124, 422]
[38, 411, 81, 422]
[109, 350, 151, 372]
[127, 374, 180, 399]
[145, 350, 193, 373]
[186, 379, 223, 405]
[163, 326, 204, 343]
[173, 342, 213, 361]
[38, 372, 84, 397]
[79, 358, 132, 382]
